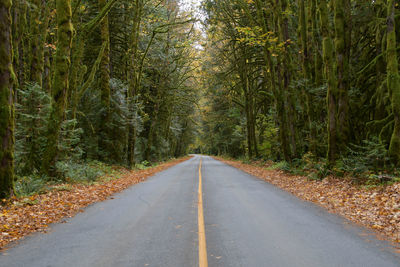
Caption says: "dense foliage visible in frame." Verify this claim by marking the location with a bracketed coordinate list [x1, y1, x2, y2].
[1, 0, 400, 198]
[0, 0, 199, 198]
[197, 0, 400, 178]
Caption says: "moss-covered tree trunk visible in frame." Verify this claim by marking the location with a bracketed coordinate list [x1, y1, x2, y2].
[387, 0, 400, 164]
[68, 0, 118, 119]
[334, 0, 351, 150]
[41, 0, 73, 175]
[12, 0, 27, 88]
[249, 83, 258, 157]
[373, 0, 387, 125]
[98, 0, 111, 161]
[300, 0, 317, 155]
[29, 0, 42, 85]
[11, 0, 20, 89]
[40, 1, 51, 91]
[254, 0, 291, 162]
[312, 0, 323, 87]
[320, 0, 338, 165]
[241, 55, 253, 158]
[278, 0, 297, 158]
[0, 0, 15, 198]
[127, 0, 144, 167]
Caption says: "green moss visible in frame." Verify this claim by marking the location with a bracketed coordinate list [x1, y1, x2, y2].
[41, 0, 73, 176]
[320, 0, 338, 166]
[29, 0, 42, 86]
[387, 0, 400, 165]
[98, 0, 111, 161]
[334, 0, 351, 150]
[0, 0, 15, 198]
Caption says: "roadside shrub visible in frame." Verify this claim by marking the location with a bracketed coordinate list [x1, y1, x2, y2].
[335, 138, 390, 178]
[15, 175, 48, 196]
[55, 161, 104, 183]
[136, 160, 152, 170]
[299, 152, 330, 180]
[268, 161, 291, 172]
[15, 83, 51, 175]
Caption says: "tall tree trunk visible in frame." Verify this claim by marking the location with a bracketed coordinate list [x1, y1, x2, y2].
[387, 0, 400, 164]
[373, 0, 386, 124]
[301, 0, 317, 155]
[249, 91, 258, 157]
[278, 0, 296, 158]
[127, 0, 143, 167]
[312, 0, 323, 87]
[254, 0, 291, 161]
[12, 0, 27, 88]
[334, 0, 351, 151]
[43, 46, 52, 93]
[98, 0, 111, 161]
[0, 0, 15, 198]
[245, 96, 253, 158]
[29, 0, 50, 87]
[69, 0, 118, 119]
[311, 0, 323, 156]
[41, 0, 73, 175]
[29, 0, 42, 85]
[320, 0, 338, 165]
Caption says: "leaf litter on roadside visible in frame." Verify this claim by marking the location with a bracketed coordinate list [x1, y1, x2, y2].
[216, 157, 400, 247]
[0, 157, 191, 249]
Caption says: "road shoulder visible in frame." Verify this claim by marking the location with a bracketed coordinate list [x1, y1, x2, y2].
[214, 156, 400, 249]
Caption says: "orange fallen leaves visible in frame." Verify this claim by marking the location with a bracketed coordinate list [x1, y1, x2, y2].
[0, 157, 191, 250]
[216, 157, 400, 246]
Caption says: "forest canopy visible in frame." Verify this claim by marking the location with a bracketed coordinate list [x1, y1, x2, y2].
[1, 0, 400, 198]
[0, 0, 200, 198]
[197, 0, 400, 179]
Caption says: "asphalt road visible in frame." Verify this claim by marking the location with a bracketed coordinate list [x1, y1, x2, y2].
[1, 155, 399, 267]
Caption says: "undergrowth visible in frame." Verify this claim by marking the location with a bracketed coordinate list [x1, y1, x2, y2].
[221, 137, 400, 186]
[14, 158, 174, 197]
[14, 161, 126, 197]
[267, 149, 399, 186]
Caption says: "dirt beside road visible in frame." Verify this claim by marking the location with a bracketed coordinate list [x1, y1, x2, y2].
[0, 157, 191, 249]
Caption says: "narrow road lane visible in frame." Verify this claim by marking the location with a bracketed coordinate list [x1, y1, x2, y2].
[0, 157, 200, 267]
[201, 156, 400, 267]
[1, 155, 399, 266]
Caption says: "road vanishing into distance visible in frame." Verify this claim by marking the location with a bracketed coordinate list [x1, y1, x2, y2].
[1, 155, 400, 267]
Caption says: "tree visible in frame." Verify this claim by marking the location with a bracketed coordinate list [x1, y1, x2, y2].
[387, 0, 400, 165]
[127, 0, 144, 167]
[319, 0, 338, 165]
[98, 0, 112, 161]
[334, 0, 351, 151]
[0, 0, 15, 198]
[41, 0, 73, 175]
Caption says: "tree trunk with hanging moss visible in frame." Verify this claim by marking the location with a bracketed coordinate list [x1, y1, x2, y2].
[312, 0, 323, 87]
[98, 0, 111, 161]
[387, 0, 400, 165]
[320, 0, 338, 166]
[41, 0, 73, 175]
[28, 0, 50, 87]
[29, 0, 42, 85]
[334, 0, 351, 151]
[277, 0, 297, 158]
[0, 0, 15, 198]
[253, 0, 291, 162]
[12, 0, 27, 88]
[300, 0, 317, 155]
[69, 0, 118, 119]
[128, 0, 144, 167]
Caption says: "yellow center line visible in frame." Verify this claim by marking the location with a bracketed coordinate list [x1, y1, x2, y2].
[198, 158, 208, 267]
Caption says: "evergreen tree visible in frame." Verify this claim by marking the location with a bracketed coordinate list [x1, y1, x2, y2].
[0, 0, 15, 198]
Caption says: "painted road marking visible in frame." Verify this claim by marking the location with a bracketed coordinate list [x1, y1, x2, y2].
[198, 158, 208, 267]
